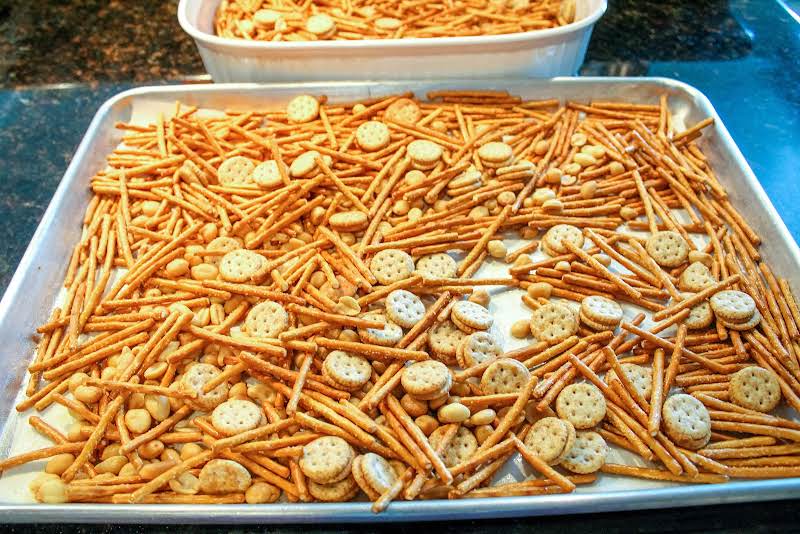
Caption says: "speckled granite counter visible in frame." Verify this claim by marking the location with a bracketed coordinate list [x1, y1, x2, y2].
[1, 0, 800, 531]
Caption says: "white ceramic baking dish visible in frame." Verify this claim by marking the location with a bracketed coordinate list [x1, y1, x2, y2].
[178, 0, 607, 82]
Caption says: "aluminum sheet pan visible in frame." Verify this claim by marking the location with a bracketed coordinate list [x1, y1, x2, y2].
[1, 78, 799, 523]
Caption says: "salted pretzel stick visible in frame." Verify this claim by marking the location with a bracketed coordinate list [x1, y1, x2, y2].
[601, 464, 726, 484]
[562, 240, 642, 300]
[386, 395, 452, 484]
[513, 437, 576, 492]
[478, 376, 536, 452]
[62, 395, 125, 482]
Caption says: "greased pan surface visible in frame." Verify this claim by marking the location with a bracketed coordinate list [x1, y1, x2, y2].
[0, 79, 798, 522]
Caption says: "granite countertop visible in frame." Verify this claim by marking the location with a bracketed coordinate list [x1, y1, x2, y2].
[1, 0, 800, 531]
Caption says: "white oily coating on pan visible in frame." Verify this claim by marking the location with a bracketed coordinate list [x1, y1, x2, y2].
[7, 88, 800, 512]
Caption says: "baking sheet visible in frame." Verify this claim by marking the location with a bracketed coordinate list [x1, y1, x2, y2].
[0, 78, 799, 522]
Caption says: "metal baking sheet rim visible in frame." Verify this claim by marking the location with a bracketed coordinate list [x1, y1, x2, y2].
[1, 78, 799, 523]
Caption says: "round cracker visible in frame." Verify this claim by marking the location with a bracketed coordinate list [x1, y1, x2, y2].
[217, 156, 255, 185]
[385, 98, 422, 124]
[385, 289, 425, 329]
[323, 350, 372, 391]
[646, 231, 689, 268]
[480, 358, 531, 395]
[580, 295, 623, 326]
[429, 426, 478, 468]
[244, 300, 288, 338]
[560, 431, 607, 474]
[710, 290, 756, 323]
[679, 262, 716, 292]
[415, 253, 458, 279]
[530, 302, 579, 344]
[358, 312, 403, 346]
[360, 453, 397, 495]
[428, 320, 467, 362]
[219, 249, 267, 283]
[199, 459, 252, 494]
[402, 360, 452, 400]
[252, 160, 283, 189]
[728, 366, 781, 412]
[523, 417, 576, 465]
[556, 383, 606, 429]
[456, 331, 502, 368]
[407, 140, 443, 169]
[356, 121, 391, 152]
[662, 393, 711, 450]
[308, 476, 358, 502]
[211, 399, 262, 436]
[329, 210, 369, 232]
[286, 94, 320, 124]
[370, 249, 415, 285]
[300, 436, 355, 484]
[606, 363, 652, 400]
[451, 301, 493, 331]
[180, 363, 229, 412]
[542, 224, 583, 256]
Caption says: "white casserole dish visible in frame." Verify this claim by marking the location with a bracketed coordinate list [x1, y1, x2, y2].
[178, 0, 607, 82]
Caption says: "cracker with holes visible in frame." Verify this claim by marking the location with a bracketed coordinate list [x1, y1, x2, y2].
[330, 210, 369, 232]
[710, 290, 756, 323]
[560, 431, 607, 474]
[370, 249, 415, 285]
[219, 249, 268, 283]
[477, 141, 513, 168]
[356, 121, 391, 152]
[719, 309, 762, 331]
[198, 459, 251, 494]
[308, 476, 358, 502]
[205, 236, 242, 265]
[323, 350, 372, 391]
[299, 436, 355, 484]
[360, 453, 397, 495]
[358, 312, 403, 346]
[679, 261, 716, 292]
[430, 426, 478, 468]
[351, 455, 380, 501]
[385, 289, 425, 329]
[606, 363, 652, 400]
[456, 331, 502, 368]
[451, 301, 493, 331]
[211, 399, 263, 436]
[682, 295, 715, 330]
[408, 140, 443, 170]
[286, 94, 320, 123]
[290, 150, 323, 178]
[385, 98, 422, 125]
[530, 302, 579, 344]
[662, 393, 711, 450]
[480, 358, 531, 395]
[416, 253, 458, 279]
[729, 366, 781, 412]
[244, 300, 289, 338]
[523, 417, 576, 465]
[306, 13, 336, 38]
[181, 363, 229, 411]
[252, 160, 283, 188]
[556, 383, 606, 429]
[580, 295, 623, 327]
[428, 320, 467, 365]
[646, 231, 689, 268]
[217, 156, 255, 185]
[401, 360, 452, 400]
[542, 224, 584, 256]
